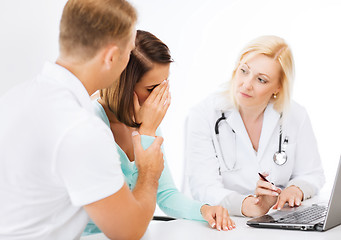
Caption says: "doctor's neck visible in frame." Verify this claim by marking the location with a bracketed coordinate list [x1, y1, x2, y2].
[238, 104, 267, 123]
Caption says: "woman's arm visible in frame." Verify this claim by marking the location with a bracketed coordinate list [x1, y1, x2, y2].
[141, 133, 203, 220]
[141, 131, 235, 231]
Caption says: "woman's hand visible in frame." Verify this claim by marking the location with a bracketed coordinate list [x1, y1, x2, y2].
[242, 173, 281, 217]
[200, 205, 235, 231]
[272, 185, 303, 210]
[134, 80, 171, 136]
[254, 173, 281, 207]
[241, 195, 266, 217]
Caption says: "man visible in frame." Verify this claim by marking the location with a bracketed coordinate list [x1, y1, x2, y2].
[0, 0, 164, 239]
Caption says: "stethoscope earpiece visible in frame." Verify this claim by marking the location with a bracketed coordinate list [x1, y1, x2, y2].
[215, 112, 226, 134]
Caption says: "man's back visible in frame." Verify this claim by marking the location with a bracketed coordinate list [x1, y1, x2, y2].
[0, 62, 123, 239]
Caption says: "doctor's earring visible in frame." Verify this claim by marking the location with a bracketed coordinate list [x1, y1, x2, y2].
[273, 93, 277, 99]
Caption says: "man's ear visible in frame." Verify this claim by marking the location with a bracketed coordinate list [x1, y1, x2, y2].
[103, 44, 120, 70]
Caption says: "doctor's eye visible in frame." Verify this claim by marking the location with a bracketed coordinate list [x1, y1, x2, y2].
[258, 77, 267, 84]
[240, 68, 247, 74]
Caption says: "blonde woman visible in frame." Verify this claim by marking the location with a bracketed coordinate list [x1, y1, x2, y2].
[185, 35, 325, 217]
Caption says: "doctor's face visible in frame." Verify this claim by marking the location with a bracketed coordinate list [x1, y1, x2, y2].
[234, 53, 281, 110]
[134, 63, 170, 105]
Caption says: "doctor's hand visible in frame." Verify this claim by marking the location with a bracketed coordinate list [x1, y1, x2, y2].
[241, 195, 274, 217]
[200, 205, 235, 231]
[134, 80, 171, 136]
[272, 185, 304, 210]
[254, 173, 282, 207]
[242, 173, 282, 217]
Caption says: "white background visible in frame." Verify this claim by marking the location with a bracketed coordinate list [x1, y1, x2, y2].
[1, 0, 340, 197]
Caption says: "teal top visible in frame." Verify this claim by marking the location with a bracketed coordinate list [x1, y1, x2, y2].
[83, 100, 204, 236]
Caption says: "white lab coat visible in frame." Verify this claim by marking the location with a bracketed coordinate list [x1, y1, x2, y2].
[184, 93, 325, 216]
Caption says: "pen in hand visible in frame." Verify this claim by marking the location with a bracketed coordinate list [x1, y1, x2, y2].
[258, 172, 273, 185]
[258, 172, 281, 193]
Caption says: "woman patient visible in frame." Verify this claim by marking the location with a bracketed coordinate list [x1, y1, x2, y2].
[84, 30, 235, 235]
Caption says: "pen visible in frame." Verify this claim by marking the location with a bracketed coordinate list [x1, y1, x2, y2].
[258, 172, 274, 185]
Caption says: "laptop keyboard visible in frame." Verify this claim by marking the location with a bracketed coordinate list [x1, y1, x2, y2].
[276, 205, 327, 224]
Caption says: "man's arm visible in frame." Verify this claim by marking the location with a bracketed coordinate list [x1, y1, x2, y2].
[84, 132, 164, 240]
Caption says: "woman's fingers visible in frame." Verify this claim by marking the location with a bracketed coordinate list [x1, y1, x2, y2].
[215, 207, 223, 231]
[295, 197, 302, 207]
[161, 89, 171, 113]
[222, 208, 235, 231]
[288, 197, 295, 207]
[230, 218, 236, 229]
[154, 80, 168, 103]
[160, 84, 169, 106]
[255, 187, 279, 197]
[273, 196, 286, 210]
[202, 206, 235, 231]
[256, 180, 281, 196]
[257, 179, 278, 191]
[222, 208, 228, 231]
[145, 80, 167, 103]
[147, 80, 167, 103]
[272, 185, 303, 210]
[201, 206, 216, 229]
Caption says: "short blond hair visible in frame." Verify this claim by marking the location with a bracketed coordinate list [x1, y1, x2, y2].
[228, 35, 294, 112]
[59, 0, 137, 60]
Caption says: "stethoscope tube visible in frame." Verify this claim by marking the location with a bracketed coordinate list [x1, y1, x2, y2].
[215, 112, 226, 134]
[215, 111, 288, 166]
[214, 111, 236, 171]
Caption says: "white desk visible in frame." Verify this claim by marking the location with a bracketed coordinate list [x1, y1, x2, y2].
[81, 218, 341, 240]
[80, 196, 341, 240]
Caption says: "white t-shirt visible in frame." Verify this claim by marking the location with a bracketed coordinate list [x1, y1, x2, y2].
[0, 62, 124, 239]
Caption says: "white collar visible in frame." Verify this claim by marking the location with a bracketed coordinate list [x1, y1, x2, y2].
[225, 103, 281, 161]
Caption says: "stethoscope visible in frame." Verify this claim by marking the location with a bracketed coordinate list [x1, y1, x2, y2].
[215, 112, 288, 166]
[214, 111, 237, 171]
[273, 113, 288, 165]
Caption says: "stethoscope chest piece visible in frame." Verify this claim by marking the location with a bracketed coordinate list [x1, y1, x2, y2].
[273, 151, 287, 165]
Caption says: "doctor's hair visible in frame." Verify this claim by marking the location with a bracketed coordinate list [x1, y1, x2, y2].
[100, 30, 173, 127]
[59, 0, 137, 61]
[228, 35, 295, 113]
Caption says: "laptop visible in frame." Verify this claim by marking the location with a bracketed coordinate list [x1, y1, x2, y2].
[247, 156, 341, 231]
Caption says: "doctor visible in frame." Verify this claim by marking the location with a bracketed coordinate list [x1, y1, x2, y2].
[185, 35, 325, 217]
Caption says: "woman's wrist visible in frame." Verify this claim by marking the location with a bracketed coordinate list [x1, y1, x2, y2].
[139, 126, 156, 136]
[200, 204, 210, 216]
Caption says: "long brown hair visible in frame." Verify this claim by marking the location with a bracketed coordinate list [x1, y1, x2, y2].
[100, 30, 173, 127]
